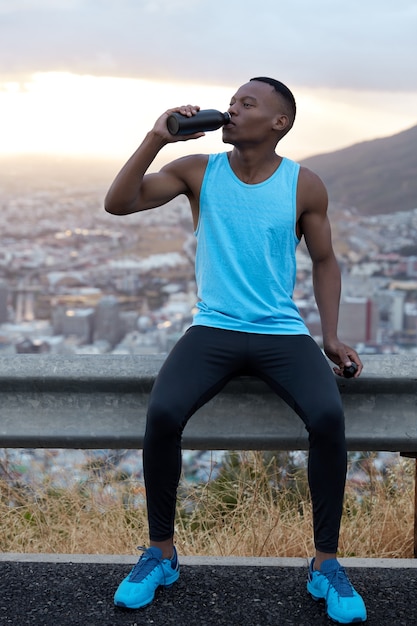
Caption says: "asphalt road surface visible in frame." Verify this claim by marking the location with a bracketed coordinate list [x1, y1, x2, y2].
[0, 558, 416, 625]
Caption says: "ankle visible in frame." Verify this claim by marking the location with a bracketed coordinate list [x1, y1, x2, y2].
[314, 551, 337, 571]
[150, 539, 174, 560]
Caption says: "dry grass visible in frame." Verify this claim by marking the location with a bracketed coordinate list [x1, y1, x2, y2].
[0, 452, 414, 558]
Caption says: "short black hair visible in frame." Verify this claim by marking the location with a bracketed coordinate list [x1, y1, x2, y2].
[250, 76, 296, 125]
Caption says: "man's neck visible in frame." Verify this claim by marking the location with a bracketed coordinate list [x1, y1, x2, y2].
[227, 149, 282, 185]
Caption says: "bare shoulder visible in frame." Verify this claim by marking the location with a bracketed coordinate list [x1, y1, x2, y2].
[162, 153, 209, 184]
[297, 165, 328, 213]
[160, 153, 209, 219]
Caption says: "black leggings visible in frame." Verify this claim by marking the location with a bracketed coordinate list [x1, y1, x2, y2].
[143, 326, 347, 553]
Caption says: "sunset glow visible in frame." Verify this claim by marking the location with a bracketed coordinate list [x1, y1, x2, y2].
[1, 72, 416, 163]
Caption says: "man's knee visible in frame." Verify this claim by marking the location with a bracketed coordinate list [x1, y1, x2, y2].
[309, 402, 345, 442]
[146, 395, 183, 440]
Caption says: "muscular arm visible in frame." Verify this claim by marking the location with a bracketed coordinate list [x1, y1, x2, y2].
[104, 106, 205, 217]
[298, 167, 362, 376]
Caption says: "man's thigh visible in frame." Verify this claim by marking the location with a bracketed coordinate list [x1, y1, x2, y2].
[149, 325, 248, 415]
[248, 333, 342, 422]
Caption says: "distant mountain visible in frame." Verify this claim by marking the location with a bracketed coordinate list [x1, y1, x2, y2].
[300, 124, 417, 215]
[2, 124, 417, 217]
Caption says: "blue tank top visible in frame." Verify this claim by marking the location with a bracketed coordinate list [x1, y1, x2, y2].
[192, 152, 309, 335]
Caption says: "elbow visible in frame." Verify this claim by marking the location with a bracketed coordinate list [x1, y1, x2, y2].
[104, 200, 118, 215]
[104, 193, 130, 216]
[104, 191, 118, 215]
[104, 200, 114, 215]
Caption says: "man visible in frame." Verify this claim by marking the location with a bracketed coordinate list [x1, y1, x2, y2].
[105, 77, 367, 624]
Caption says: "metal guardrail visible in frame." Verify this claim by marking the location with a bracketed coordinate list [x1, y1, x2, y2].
[0, 354, 416, 452]
[0, 353, 416, 554]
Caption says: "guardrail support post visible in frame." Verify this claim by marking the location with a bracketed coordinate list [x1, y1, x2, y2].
[401, 453, 417, 558]
[412, 457, 417, 559]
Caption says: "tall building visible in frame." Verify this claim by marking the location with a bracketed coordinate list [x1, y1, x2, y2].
[93, 296, 123, 348]
[52, 305, 94, 344]
[338, 297, 379, 346]
[0, 282, 8, 324]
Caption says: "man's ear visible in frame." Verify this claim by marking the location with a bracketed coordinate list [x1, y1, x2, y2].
[272, 114, 290, 132]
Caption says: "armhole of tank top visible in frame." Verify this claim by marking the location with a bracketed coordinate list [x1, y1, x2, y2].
[293, 161, 301, 244]
[195, 154, 215, 236]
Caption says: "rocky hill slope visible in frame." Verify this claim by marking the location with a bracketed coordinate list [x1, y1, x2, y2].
[300, 124, 417, 215]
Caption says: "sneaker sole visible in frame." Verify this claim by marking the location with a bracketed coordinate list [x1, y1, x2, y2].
[308, 590, 366, 624]
[114, 572, 179, 610]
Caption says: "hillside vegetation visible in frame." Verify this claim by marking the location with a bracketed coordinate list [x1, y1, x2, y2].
[300, 124, 417, 215]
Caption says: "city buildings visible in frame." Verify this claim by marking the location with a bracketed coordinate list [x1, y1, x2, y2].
[1, 159, 417, 356]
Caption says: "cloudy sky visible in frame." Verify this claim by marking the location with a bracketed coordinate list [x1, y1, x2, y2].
[1, 0, 416, 163]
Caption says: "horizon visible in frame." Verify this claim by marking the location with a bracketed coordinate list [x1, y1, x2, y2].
[1, 74, 416, 163]
[1, 118, 416, 171]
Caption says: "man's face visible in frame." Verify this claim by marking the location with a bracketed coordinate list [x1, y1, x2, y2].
[222, 81, 286, 145]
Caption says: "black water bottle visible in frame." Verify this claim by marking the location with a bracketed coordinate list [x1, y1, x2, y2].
[167, 109, 231, 136]
[343, 362, 358, 378]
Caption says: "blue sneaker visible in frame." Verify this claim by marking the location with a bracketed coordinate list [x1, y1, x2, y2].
[114, 546, 180, 609]
[307, 558, 367, 623]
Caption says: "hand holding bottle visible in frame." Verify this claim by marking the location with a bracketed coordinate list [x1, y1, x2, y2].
[167, 109, 231, 135]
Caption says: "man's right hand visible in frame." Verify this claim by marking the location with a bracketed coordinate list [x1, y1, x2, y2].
[152, 105, 205, 143]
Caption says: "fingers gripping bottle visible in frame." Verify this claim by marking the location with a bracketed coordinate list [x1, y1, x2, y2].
[167, 109, 231, 136]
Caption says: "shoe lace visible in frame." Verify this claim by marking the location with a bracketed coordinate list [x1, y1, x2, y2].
[128, 546, 161, 583]
[323, 566, 353, 598]
[324, 565, 354, 598]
